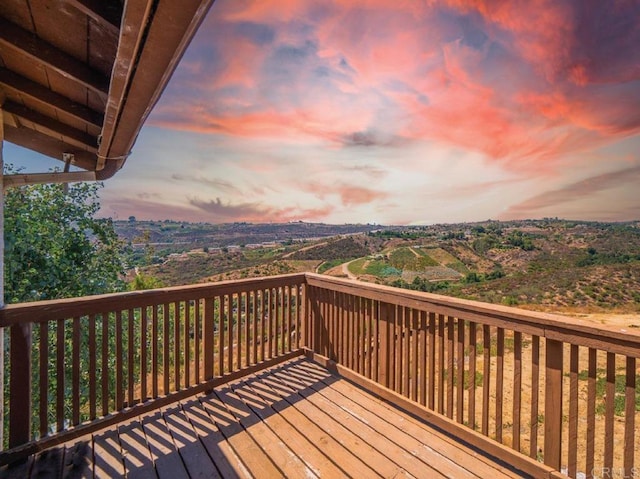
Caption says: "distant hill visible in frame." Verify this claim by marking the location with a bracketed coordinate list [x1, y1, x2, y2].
[122, 219, 640, 313]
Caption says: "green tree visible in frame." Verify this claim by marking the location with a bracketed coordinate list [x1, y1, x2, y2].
[4, 170, 126, 303]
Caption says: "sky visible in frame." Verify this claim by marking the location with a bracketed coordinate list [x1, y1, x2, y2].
[7, 0, 640, 225]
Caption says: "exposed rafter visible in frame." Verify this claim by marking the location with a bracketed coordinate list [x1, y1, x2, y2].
[65, 0, 122, 35]
[3, 171, 97, 188]
[0, 17, 109, 98]
[3, 101, 97, 152]
[0, 68, 103, 129]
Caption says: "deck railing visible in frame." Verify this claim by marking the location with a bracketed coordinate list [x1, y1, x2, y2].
[0, 274, 306, 462]
[304, 273, 640, 479]
[1, 272, 638, 478]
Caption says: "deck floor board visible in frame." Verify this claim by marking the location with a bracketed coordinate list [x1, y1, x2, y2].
[11, 358, 532, 478]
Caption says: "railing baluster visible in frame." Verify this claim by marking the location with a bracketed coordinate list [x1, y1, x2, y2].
[393, 305, 400, 393]
[128, 309, 135, 405]
[428, 312, 435, 410]
[174, 302, 180, 390]
[244, 292, 250, 366]
[447, 315, 454, 418]
[72, 317, 80, 426]
[456, 317, 464, 424]
[586, 348, 596, 476]
[116, 311, 123, 410]
[530, 335, 540, 460]
[482, 324, 490, 436]
[228, 295, 234, 372]
[568, 344, 579, 478]
[204, 297, 214, 381]
[468, 322, 477, 430]
[39, 322, 48, 439]
[379, 302, 391, 388]
[219, 296, 225, 375]
[88, 315, 96, 421]
[624, 357, 636, 476]
[604, 352, 615, 471]
[141, 306, 148, 400]
[56, 319, 65, 432]
[403, 307, 411, 398]
[496, 327, 504, 442]
[101, 313, 109, 415]
[419, 311, 427, 406]
[152, 306, 159, 398]
[184, 300, 190, 388]
[163, 304, 170, 394]
[411, 309, 418, 403]
[513, 331, 522, 452]
[195, 298, 201, 382]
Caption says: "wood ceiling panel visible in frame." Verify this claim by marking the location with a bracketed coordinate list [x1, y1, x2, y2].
[29, 0, 89, 65]
[0, 0, 34, 31]
[88, 17, 119, 75]
[0, 48, 50, 88]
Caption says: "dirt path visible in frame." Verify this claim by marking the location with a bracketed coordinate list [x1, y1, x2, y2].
[341, 259, 359, 279]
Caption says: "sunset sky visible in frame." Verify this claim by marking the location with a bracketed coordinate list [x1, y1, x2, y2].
[9, 0, 640, 224]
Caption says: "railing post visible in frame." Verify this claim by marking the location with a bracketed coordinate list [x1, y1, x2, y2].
[204, 297, 214, 380]
[9, 322, 31, 447]
[544, 338, 563, 470]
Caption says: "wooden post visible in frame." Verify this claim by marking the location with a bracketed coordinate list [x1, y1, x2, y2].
[544, 339, 563, 470]
[9, 323, 31, 447]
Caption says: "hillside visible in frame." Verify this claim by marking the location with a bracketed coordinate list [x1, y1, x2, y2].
[127, 219, 640, 313]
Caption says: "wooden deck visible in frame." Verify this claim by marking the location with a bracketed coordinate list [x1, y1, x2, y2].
[2, 358, 530, 478]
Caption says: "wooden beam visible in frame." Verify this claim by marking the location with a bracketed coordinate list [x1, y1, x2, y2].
[3, 171, 97, 188]
[0, 18, 109, 97]
[3, 101, 98, 152]
[0, 68, 103, 128]
[65, 0, 122, 34]
[4, 125, 98, 171]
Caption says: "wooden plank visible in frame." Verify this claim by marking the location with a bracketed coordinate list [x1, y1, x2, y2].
[118, 419, 156, 479]
[195, 299, 201, 382]
[273, 365, 446, 479]
[0, 67, 102, 127]
[379, 303, 390, 388]
[624, 356, 636, 475]
[233, 376, 345, 478]
[568, 344, 579, 478]
[57, 319, 66, 432]
[544, 339, 563, 470]
[309, 353, 557, 479]
[199, 390, 281, 477]
[180, 398, 247, 478]
[295, 360, 519, 479]
[93, 428, 125, 478]
[585, 348, 596, 477]
[31, 447, 64, 477]
[447, 316, 455, 419]
[604, 352, 615, 470]
[62, 438, 93, 478]
[0, 17, 109, 96]
[40, 322, 49, 438]
[512, 331, 522, 452]
[215, 385, 317, 478]
[469, 321, 477, 429]
[530, 335, 540, 460]
[141, 410, 189, 479]
[259, 291, 265, 363]
[251, 370, 383, 478]
[403, 307, 411, 398]
[88, 315, 96, 420]
[495, 327, 504, 442]
[0, 456, 33, 479]
[163, 404, 222, 479]
[228, 295, 234, 373]
[252, 291, 258, 365]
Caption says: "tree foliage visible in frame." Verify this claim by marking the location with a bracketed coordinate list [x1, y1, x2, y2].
[4, 172, 126, 303]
